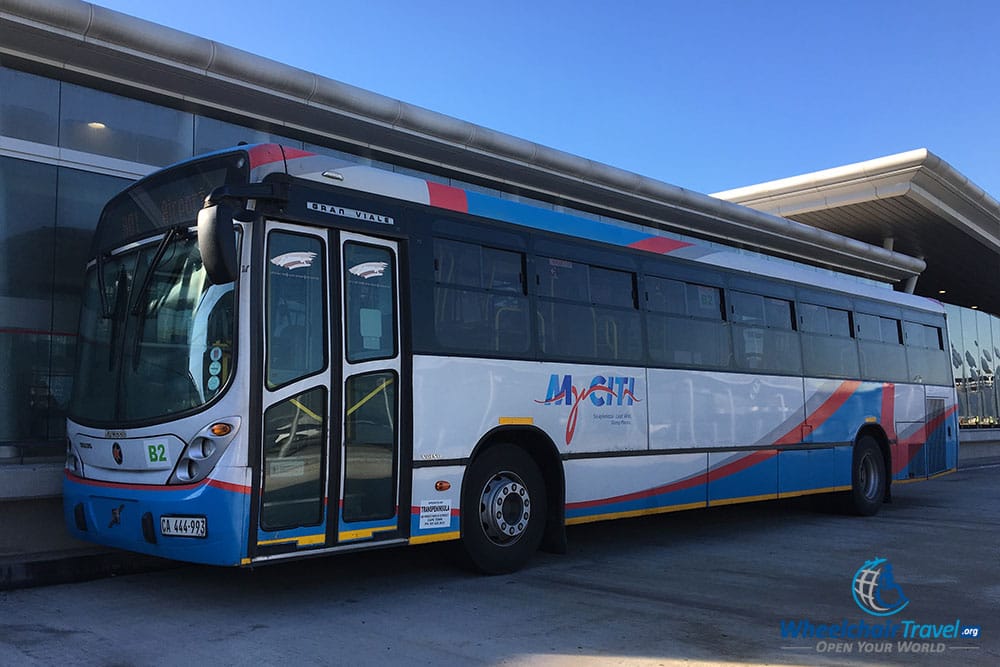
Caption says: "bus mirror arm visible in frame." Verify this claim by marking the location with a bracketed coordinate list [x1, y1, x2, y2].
[199, 180, 290, 285]
[198, 201, 239, 285]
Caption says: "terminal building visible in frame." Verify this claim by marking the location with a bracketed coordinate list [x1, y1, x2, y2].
[1, 0, 998, 572]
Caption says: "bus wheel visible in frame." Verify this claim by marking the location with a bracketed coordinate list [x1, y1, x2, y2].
[847, 436, 886, 516]
[462, 444, 547, 575]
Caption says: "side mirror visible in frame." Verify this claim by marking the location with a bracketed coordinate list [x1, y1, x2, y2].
[198, 203, 238, 285]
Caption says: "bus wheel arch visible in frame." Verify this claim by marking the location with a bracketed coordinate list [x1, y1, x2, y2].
[846, 427, 891, 516]
[461, 428, 565, 573]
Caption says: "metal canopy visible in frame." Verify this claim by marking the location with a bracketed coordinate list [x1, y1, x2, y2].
[714, 149, 1000, 316]
[1, 0, 926, 284]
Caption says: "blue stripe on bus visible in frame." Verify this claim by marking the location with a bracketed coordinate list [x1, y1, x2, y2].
[465, 191, 652, 249]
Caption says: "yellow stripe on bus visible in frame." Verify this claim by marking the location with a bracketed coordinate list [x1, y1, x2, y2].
[565, 501, 706, 526]
[895, 468, 957, 484]
[338, 525, 396, 541]
[777, 485, 851, 499]
[708, 493, 779, 507]
[409, 531, 461, 545]
[256, 533, 325, 547]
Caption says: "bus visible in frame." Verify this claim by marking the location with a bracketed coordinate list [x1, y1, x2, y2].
[63, 144, 959, 573]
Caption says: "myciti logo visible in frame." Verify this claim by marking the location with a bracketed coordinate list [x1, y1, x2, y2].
[535, 374, 641, 445]
[852, 557, 909, 617]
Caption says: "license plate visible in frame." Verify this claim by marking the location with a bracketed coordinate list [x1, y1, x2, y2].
[160, 515, 207, 538]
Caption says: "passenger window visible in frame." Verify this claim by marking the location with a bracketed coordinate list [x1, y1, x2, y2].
[343, 371, 397, 522]
[433, 239, 528, 355]
[266, 232, 326, 388]
[590, 266, 634, 308]
[647, 276, 687, 315]
[261, 387, 326, 530]
[344, 242, 396, 363]
[537, 257, 589, 302]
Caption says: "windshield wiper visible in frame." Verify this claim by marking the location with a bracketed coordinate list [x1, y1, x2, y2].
[108, 266, 129, 372]
[130, 227, 183, 316]
[96, 252, 112, 319]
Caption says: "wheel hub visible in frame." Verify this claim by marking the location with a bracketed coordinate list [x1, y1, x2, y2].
[479, 472, 531, 546]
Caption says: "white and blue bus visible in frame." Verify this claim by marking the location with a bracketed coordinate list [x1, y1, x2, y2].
[64, 144, 958, 573]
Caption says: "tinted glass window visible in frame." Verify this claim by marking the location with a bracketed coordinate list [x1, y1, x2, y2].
[344, 243, 396, 363]
[261, 387, 326, 530]
[267, 232, 326, 387]
[828, 308, 852, 338]
[648, 314, 730, 368]
[764, 297, 793, 330]
[646, 276, 686, 315]
[0, 66, 59, 144]
[856, 313, 881, 341]
[800, 303, 851, 338]
[880, 317, 902, 344]
[0, 157, 56, 301]
[799, 303, 827, 334]
[432, 239, 528, 356]
[537, 258, 589, 302]
[53, 169, 131, 331]
[689, 284, 723, 320]
[803, 334, 860, 378]
[537, 301, 641, 362]
[590, 266, 634, 308]
[484, 247, 523, 292]
[435, 239, 481, 288]
[60, 83, 193, 166]
[194, 116, 303, 154]
[731, 291, 764, 324]
[343, 371, 397, 522]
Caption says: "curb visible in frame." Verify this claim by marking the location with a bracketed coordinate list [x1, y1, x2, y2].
[0, 549, 177, 591]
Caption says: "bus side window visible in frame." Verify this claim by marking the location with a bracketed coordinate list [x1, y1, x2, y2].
[344, 242, 397, 362]
[266, 232, 326, 388]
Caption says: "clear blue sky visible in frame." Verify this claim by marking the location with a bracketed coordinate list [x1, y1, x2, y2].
[95, 1, 1000, 196]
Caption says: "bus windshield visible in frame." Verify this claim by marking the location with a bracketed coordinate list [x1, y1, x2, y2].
[70, 232, 237, 425]
[69, 152, 247, 426]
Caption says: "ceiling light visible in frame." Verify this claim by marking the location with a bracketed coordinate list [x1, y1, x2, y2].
[87, 121, 106, 129]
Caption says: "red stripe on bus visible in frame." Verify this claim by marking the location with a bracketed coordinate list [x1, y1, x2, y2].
[892, 404, 958, 473]
[566, 449, 779, 512]
[206, 479, 251, 495]
[626, 236, 693, 254]
[426, 181, 468, 212]
[566, 471, 709, 511]
[882, 383, 897, 441]
[65, 470, 249, 495]
[773, 380, 862, 446]
[247, 144, 286, 168]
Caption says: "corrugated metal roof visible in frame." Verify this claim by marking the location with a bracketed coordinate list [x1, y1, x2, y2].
[714, 150, 1000, 316]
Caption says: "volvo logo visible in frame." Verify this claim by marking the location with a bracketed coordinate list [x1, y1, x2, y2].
[112, 442, 123, 465]
[108, 504, 125, 528]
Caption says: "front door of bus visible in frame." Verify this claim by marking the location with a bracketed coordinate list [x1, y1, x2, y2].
[336, 232, 402, 545]
[255, 224, 403, 558]
[256, 222, 335, 555]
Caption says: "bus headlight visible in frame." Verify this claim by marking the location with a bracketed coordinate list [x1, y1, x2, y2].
[169, 418, 240, 485]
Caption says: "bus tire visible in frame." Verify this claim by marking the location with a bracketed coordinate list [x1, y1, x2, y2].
[461, 444, 547, 575]
[847, 436, 886, 516]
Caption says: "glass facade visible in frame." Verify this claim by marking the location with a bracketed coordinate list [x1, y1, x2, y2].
[0, 61, 997, 476]
[946, 304, 1000, 427]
